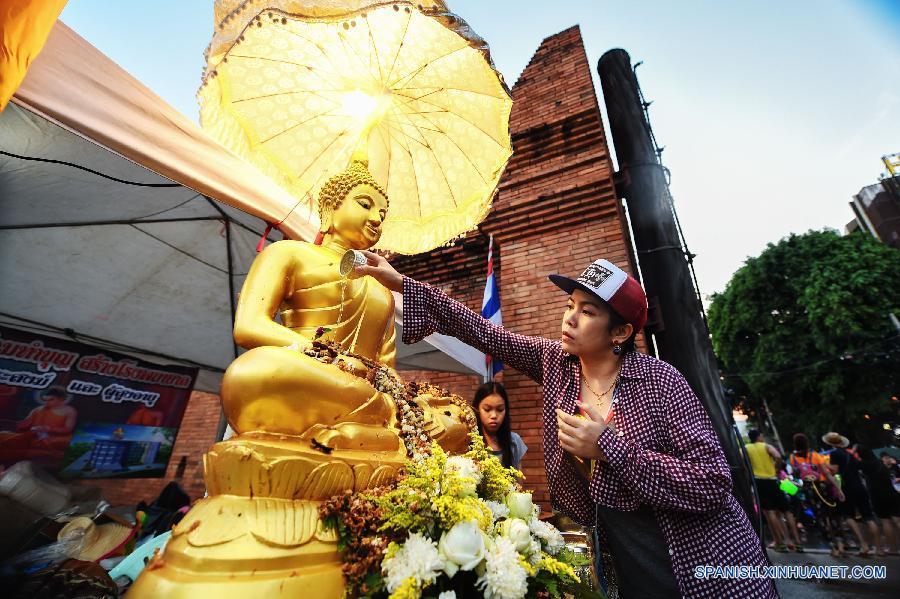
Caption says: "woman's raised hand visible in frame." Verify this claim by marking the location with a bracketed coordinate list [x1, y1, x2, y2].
[353, 250, 403, 292]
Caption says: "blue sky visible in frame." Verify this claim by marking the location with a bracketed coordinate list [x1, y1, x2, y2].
[58, 1, 900, 296]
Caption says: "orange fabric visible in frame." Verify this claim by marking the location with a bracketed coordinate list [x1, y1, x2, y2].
[790, 451, 828, 481]
[0, 0, 68, 111]
[29, 406, 70, 429]
[23, 406, 73, 448]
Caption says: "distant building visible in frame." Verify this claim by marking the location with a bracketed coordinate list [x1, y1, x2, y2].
[846, 154, 900, 248]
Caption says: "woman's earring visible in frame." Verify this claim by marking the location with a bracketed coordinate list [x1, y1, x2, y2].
[612, 343, 622, 356]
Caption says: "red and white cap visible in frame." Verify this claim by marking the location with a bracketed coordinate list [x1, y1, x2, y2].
[548, 259, 648, 332]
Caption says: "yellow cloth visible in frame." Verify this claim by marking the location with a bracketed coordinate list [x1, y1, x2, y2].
[747, 441, 777, 479]
[0, 0, 67, 111]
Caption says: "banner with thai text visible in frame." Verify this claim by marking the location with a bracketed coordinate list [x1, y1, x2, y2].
[0, 325, 197, 478]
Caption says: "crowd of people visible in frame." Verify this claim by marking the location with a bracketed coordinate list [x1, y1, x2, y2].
[747, 428, 900, 557]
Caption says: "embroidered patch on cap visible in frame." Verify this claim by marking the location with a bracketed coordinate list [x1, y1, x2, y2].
[578, 262, 614, 288]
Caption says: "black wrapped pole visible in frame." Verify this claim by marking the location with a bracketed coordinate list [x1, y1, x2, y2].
[597, 49, 757, 529]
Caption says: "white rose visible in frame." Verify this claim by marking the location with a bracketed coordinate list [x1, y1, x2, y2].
[438, 520, 486, 577]
[438, 592, 457, 599]
[497, 518, 532, 553]
[505, 492, 534, 520]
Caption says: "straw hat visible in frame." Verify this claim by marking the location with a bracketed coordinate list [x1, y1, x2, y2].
[58, 516, 135, 562]
[821, 432, 850, 448]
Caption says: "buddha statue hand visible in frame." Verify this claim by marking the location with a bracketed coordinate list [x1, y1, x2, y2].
[334, 355, 369, 378]
[283, 340, 310, 352]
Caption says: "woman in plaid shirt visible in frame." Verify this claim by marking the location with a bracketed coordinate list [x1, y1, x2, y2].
[356, 252, 776, 598]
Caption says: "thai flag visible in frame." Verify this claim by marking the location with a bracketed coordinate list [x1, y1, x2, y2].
[481, 234, 503, 379]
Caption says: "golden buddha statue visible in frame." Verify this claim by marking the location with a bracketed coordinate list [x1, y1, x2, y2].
[128, 160, 473, 599]
[221, 160, 404, 454]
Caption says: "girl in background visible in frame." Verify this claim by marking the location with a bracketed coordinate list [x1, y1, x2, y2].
[472, 381, 527, 470]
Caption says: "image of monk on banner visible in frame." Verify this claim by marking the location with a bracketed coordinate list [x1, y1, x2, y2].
[16, 386, 78, 448]
[0, 386, 78, 466]
[4, 387, 78, 459]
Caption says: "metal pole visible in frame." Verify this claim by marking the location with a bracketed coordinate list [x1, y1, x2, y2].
[598, 49, 757, 527]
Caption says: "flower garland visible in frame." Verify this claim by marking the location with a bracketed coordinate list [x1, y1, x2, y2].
[302, 338, 475, 459]
[320, 433, 603, 599]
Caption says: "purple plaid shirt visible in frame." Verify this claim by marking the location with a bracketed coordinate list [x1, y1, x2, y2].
[402, 277, 777, 598]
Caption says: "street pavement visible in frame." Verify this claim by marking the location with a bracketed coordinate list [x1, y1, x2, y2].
[769, 549, 899, 598]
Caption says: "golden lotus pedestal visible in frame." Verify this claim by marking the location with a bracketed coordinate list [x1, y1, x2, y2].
[128, 433, 404, 598]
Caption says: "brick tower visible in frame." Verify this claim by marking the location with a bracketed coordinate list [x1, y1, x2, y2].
[395, 25, 636, 508]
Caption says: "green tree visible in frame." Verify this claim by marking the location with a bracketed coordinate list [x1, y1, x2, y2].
[708, 230, 900, 445]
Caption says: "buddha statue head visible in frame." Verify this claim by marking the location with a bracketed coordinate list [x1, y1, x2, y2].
[317, 160, 389, 250]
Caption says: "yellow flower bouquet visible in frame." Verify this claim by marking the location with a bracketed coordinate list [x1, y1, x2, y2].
[320, 433, 603, 599]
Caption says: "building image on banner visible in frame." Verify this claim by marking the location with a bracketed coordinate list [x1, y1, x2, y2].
[0, 325, 197, 478]
[60, 422, 177, 478]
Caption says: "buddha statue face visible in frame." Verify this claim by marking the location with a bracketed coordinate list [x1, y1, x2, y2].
[329, 183, 387, 249]
[318, 161, 389, 250]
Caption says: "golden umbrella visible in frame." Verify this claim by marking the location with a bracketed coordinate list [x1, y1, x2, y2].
[199, 0, 513, 254]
